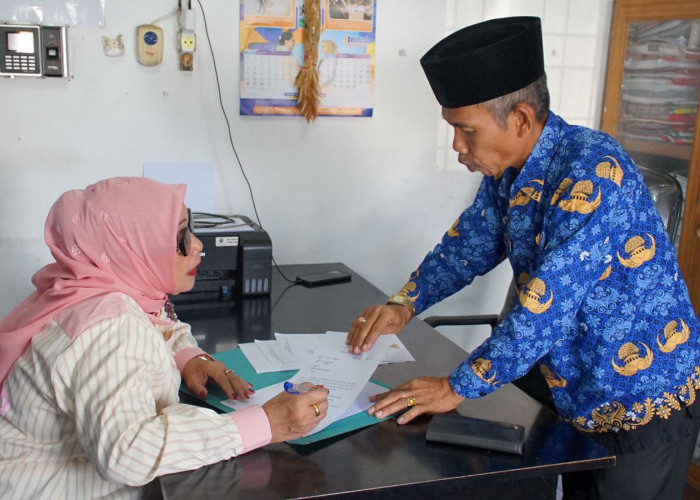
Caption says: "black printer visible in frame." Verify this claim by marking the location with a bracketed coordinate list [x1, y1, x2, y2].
[172, 214, 272, 304]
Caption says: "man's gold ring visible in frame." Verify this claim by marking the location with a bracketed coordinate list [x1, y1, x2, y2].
[407, 397, 416, 408]
[357, 317, 367, 323]
[224, 369, 234, 375]
[311, 403, 321, 417]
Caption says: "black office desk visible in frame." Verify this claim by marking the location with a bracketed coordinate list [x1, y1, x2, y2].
[160, 263, 614, 499]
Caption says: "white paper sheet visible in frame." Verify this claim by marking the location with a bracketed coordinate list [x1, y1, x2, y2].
[238, 340, 299, 373]
[274, 333, 327, 364]
[143, 161, 216, 213]
[337, 381, 387, 418]
[239, 331, 413, 380]
[221, 382, 283, 411]
[222, 335, 392, 437]
[220, 380, 387, 421]
[324, 331, 415, 364]
[287, 335, 393, 435]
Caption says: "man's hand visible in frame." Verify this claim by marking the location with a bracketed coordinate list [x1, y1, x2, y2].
[181, 356, 254, 401]
[368, 377, 464, 424]
[345, 304, 413, 354]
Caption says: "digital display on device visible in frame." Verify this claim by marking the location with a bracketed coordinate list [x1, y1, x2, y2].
[7, 31, 34, 53]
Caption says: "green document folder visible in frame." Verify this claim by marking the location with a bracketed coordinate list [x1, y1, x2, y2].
[180, 348, 392, 445]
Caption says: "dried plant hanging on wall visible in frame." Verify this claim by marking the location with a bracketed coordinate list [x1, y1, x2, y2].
[239, 0, 377, 118]
[295, 0, 322, 122]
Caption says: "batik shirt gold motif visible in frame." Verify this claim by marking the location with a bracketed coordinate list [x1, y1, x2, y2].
[402, 112, 700, 433]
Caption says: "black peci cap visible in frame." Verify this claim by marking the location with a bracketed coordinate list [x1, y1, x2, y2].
[420, 17, 545, 108]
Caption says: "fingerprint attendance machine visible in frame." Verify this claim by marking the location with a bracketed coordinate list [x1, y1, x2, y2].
[0, 24, 68, 78]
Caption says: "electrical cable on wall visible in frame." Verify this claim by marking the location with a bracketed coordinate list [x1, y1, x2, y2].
[195, 0, 296, 284]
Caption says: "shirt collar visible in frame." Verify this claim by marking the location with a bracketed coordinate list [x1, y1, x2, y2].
[509, 111, 564, 194]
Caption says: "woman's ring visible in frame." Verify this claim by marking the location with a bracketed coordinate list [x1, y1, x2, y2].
[407, 397, 416, 407]
[224, 369, 234, 375]
[311, 403, 321, 417]
[358, 317, 367, 323]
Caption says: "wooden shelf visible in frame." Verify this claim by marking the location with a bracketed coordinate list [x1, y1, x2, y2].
[619, 138, 693, 161]
[602, 0, 700, 314]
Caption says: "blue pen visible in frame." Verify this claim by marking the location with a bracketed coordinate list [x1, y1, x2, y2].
[284, 381, 312, 394]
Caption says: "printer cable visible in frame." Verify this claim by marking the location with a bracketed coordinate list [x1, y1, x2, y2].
[196, 0, 296, 286]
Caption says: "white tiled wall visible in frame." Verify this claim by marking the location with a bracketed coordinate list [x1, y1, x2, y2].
[436, 0, 614, 171]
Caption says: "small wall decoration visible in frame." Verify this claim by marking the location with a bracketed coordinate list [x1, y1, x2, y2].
[239, 0, 376, 118]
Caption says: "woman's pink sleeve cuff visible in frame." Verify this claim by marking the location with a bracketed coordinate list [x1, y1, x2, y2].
[174, 347, 207, 371]
[230, 405, 272, 453]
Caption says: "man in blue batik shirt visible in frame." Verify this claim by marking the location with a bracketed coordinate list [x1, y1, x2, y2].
[346, 17, 700, 500]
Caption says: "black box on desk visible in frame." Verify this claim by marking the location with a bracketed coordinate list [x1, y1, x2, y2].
[173, 215, 272, 303]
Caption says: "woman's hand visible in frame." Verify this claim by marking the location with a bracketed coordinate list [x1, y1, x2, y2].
[368, 377, 464, 424]
[181, 356, 254, 401]
[345, 304, 412, 354]
[263, 384, 330, 443]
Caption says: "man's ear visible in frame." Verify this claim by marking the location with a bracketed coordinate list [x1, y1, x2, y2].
[511, 103, 537, 137]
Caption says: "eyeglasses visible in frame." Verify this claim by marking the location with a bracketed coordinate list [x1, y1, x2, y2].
[176, 208, 194, 256]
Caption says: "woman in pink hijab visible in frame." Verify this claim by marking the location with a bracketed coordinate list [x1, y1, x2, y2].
[0, 177, 328, 499]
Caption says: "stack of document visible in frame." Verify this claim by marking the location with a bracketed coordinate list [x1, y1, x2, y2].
[239, 331, 414, 373]
[225, 331, 414, 438]
[618, 19, 700, 146]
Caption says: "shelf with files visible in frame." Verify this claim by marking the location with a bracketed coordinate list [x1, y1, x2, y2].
[601, 0, 700, 316]
[619, 138, 693, 162]
[615, 18, 699, 167]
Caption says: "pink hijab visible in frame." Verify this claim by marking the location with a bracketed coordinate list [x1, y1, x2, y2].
[0, 177, 187, 386]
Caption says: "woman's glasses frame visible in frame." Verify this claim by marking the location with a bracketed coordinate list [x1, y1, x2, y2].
[176, 208, 194, 256]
